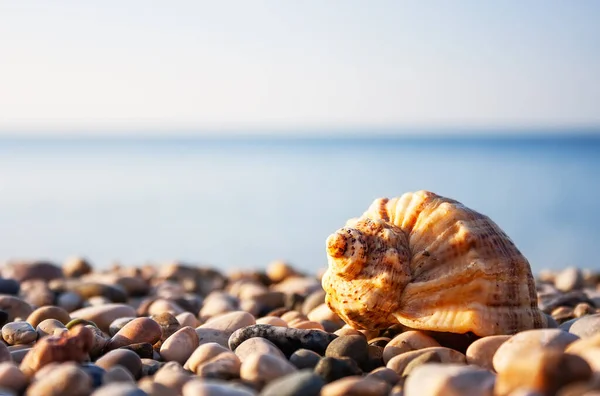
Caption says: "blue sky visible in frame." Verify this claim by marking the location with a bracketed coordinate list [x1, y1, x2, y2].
[1, 1, 599, 135]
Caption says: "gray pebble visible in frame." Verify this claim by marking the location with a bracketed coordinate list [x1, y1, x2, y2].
[260, 370, 325, 396]
[290, 349, 321, 369]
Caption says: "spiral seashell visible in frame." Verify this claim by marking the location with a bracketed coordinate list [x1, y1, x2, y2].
[322, 190, 546, 336]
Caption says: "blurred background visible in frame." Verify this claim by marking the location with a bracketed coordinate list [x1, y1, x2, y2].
[0, 1, 599, 274]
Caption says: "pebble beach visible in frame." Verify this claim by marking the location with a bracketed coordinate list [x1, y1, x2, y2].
[0, 258, 598, 396]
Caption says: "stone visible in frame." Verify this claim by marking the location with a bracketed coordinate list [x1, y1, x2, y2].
[0, 296, 33, 322]
[62, 257, 93, 278]
[229, 324, 337, 357]
[325, 335, 369, 367]
[182, 379, 256, 396]
[176, 312, 200, 328]
[199, 311, 256, 336]
[184, 343, 241, 379]
[71, 282, 128, 303]
[568, 314, 600, 338]
[386, 347, 466, 376]
[80, 363, 106, 389]
[320, 376, 391, 396]
[2, 321, 37, 345]
[0, 279, 20, 295]
[574, 302, 595, 317]
[25, 362, 91, 396]
[555, 267, 584, 292]
[95, 349, 143, 379]
[314, 356, 362, 383]
[404, 363, 495, 396]
[108, 317, 137, 336]
[539, 291, 595, 314]
[301, 290, 326, 316]
[2, 261, 63, 282]
[365, 367, 401, 387]
[121, 343, 154, 359]
[552, 306, 575, 323]
[199, 292, 239, 320]
[240, 353, 297, 388]
[195, 328, 230, 348]
[137, 379, 172, 396]
[57, 292, 83, 312]
[36, 319, 67, 338]
[0, 343, 10, 363]
[70, 304, 137, 333]
[150, 312, 180, 349]
[493, 329, 580, 373]
[90, 383, 147, 396]
[256, 316, 288, 327]
[383, 331, 440, 364]
[260, 370, 325, 396]
[0, 362, 27, 392]
[234, 337, 286, 362]
[26, 306, 71, 328]
[495, 349, 591, 396]
[153, 362, 192, 393]
[160, 326, 199, 364]
[566, 333, 600, 355]
[103, 365, 135, 384]
[466, 335, 511, 371]
[106, 317, 162, 351]
[20, 325, 94, 377]
[289, 349, 321, 369]
[141, 358, 161, 376]
[266, 260, 296, 283]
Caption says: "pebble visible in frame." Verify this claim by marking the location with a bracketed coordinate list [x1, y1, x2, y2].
[160, 326, 199, 364]
[90, 383, 147, 396]
[234, 337, 286, 362]
[567, 313, 600, 338]
[0, 343, 10, 363]
[495, 349, 591, 396]
[0, 362, 28, 392]
[121, 342, 154, 359]
[57, 292, 84, 312]
[2, 261, 63, 282]
[266, 260, 296, 283]
[103, 365, 135, 384]
[325, 335, 369, 368]
[108, 317, 137, 336]
[19, 325, 94, 377]
[365, 367, 401, 387]
[301, 290, 326, 316]
[26, 306, 71, 328]
[260, 369, 325, 396]
[196, 328, 231, 348]
[80, 363, 106, 388]
[229, 324, 337, 357]
[177, 311, 200, 328]
[314, 356, 362, 383]
[184, 343, 241, 379]
[25, 362, 91, 396]
[320, 376, 391, 396]
[106, 317, 162, 351]
[493, 329, 579, 373]
[383, 331, 440, 364]
[182, 379, 256, 396]
[153, 362, 192, 393]
[404, 363, 496, 396]
[137, 379, 172, 396]
[150, 312, 181, 348]
[289, 349, 322, 369]
[565, 333, 600, 355]
[466, 335, 511, 371]
[555, 267, 584, 292]
[70, 304, 137, 333]
[0, 279, 20, 295]
[2, 322, 38, 345]
[386, 347, 466, 376]
[95, 349, 143, 379]
[36, 319, 67, 338]
[199, 311, 256, 336]
[62, 257, 93, 278]
[0, 296, 33, 322]
[256, 316, 288, 327]
[240, 353, 297, 388]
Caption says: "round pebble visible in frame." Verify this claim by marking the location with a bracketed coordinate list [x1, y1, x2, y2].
[2, 322, 37, 345]
[160, 326, 199, 364]
[95, 349, 143, 379]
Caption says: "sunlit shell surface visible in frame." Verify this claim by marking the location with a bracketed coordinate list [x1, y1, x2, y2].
[322, 190, 547, 336]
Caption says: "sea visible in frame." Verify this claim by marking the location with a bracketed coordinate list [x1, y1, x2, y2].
[1, 133, 599, 275]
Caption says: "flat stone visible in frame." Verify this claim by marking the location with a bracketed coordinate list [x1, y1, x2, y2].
[567, 314, 600, 338]
[383, 331, 440, 364]
[466, 335, 511, 371]
[290, 349, 321, 370]
[70, 304, 137, 333]
[95, 349, 143, 379]
[240, 353, 297, 388]
[325, 335, 369, 367]
[260, 370, 325, 396]
[386, 347, 466, 376]
[314, 356, 362, 383]
[234, 337, 285, 362]
[404, 363, 495, 396]
[321, 376, 391, 396]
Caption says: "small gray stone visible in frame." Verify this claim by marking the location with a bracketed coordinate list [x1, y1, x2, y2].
[290, 349, 321, 369]
[260, 370, 325, 396]
[325, 335, 369, 367]
[314, 357, 362, 383]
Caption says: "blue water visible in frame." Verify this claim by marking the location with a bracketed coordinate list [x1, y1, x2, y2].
[1, 135, 599, 274]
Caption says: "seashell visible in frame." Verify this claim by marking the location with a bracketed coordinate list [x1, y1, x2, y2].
[322, 190, 546, 336]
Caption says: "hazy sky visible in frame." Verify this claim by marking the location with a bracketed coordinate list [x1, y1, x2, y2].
[1, 1, 599, 135]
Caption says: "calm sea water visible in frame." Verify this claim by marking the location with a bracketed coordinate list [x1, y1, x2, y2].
[1, 135, 599, 275]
